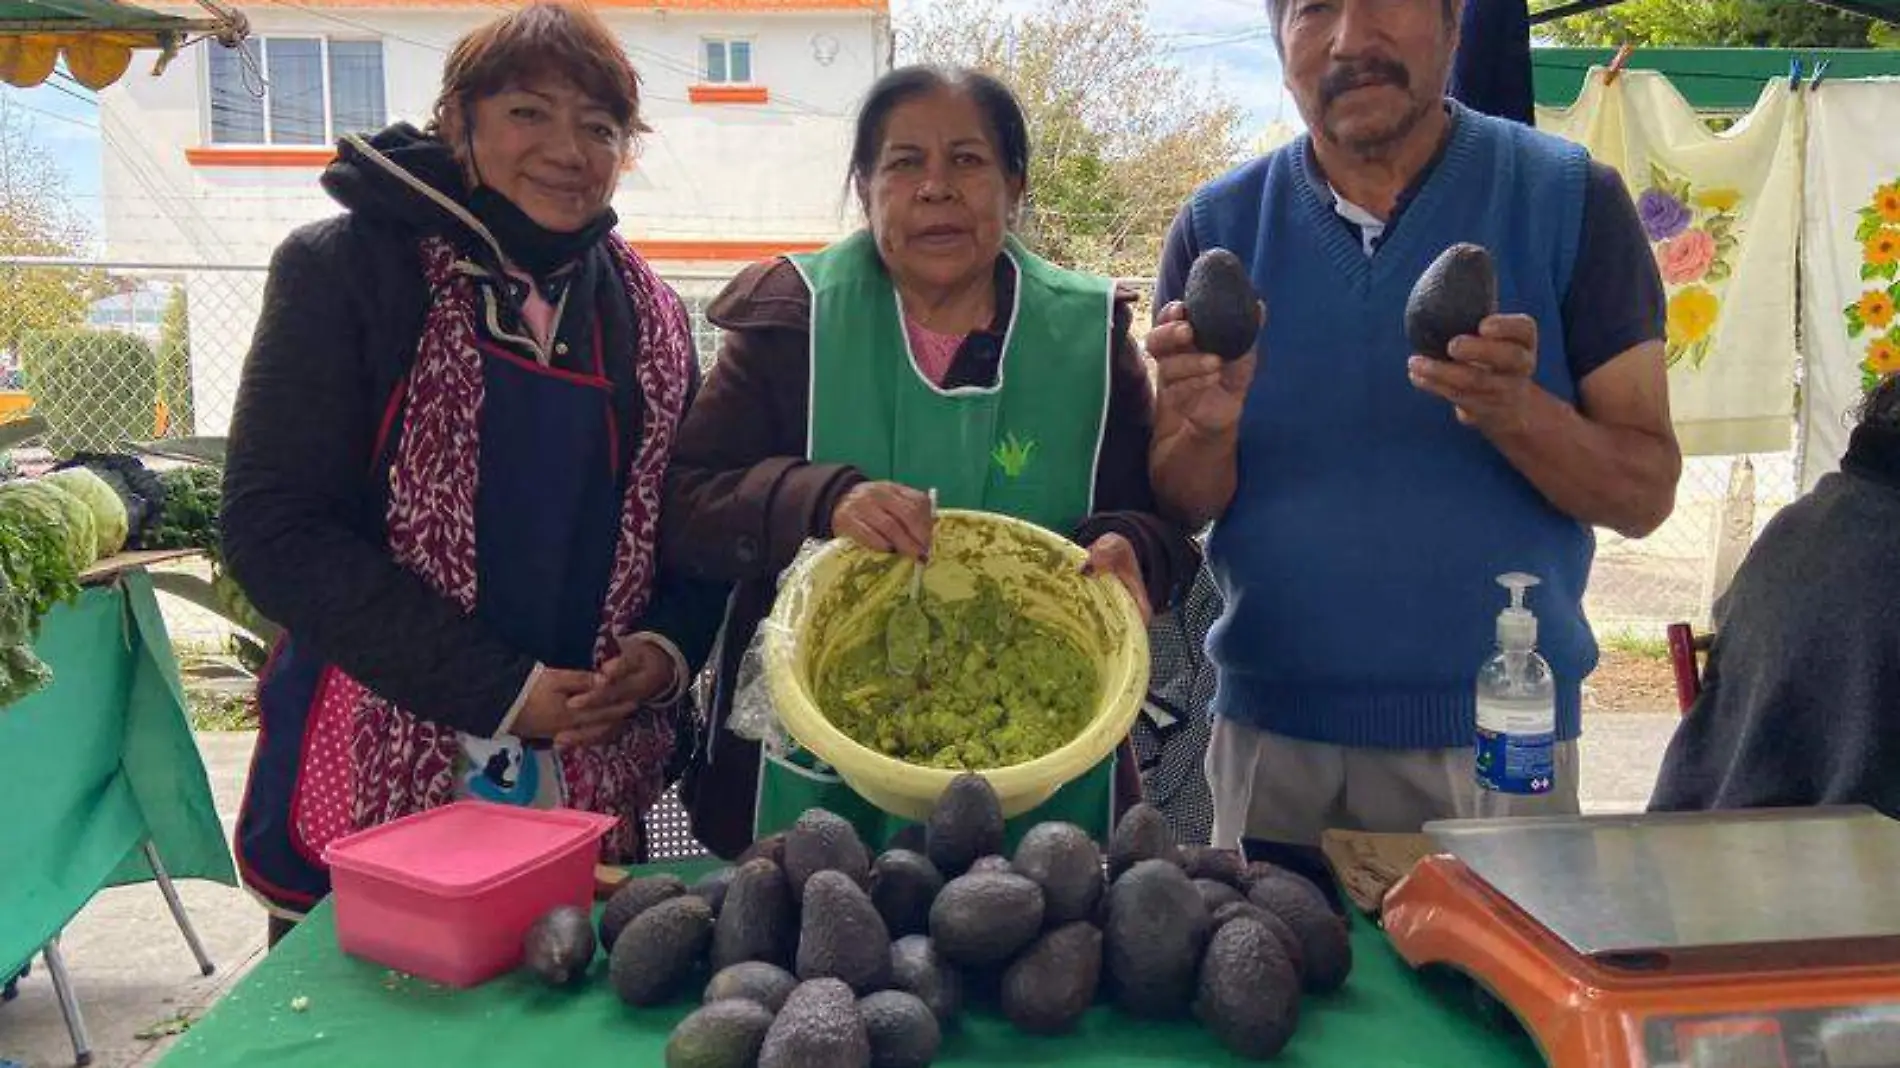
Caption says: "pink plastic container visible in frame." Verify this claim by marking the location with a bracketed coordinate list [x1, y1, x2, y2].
[323, 801, 616, 988]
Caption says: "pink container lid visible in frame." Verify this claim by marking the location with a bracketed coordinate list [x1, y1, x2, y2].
[324, 801, 616, 899]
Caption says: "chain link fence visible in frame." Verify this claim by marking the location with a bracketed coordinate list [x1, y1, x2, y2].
[0, 256, 1790, 638]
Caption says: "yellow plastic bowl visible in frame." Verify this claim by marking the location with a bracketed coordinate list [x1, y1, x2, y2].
[762, 508, 1151, 822]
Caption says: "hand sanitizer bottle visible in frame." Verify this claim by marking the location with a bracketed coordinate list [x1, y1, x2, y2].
[1473, 572, 1556, 816]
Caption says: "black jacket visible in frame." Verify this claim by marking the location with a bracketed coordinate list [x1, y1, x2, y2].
[220, 124, 727, 738]
[1649, 423, 1900, 820]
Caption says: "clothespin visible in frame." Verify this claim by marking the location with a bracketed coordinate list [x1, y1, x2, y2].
[1810, 59, 1831, 91]
[1604, 43, 1635, 85]
[1788, 57, 1803, 90]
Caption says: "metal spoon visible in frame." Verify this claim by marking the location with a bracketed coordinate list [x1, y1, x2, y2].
[885, 488, 936, 676]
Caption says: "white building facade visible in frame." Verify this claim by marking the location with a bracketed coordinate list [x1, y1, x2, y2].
[99, 0, 892, 433]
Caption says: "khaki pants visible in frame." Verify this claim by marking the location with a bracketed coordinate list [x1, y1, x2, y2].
[1205, 716, 1581, 849]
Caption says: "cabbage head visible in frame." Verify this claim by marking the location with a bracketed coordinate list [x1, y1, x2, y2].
[43, 467, 129, 560]
[0, 480, 96, 572]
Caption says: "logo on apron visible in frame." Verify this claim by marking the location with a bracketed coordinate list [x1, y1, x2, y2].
[462, 734, 541, 806]
[991, 433, 1037, 479]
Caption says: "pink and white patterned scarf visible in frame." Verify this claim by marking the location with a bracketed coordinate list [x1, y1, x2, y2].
[300, 233, 694, 863]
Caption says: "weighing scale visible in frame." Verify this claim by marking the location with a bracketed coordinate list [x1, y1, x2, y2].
[1381, 806, 1900, 1068]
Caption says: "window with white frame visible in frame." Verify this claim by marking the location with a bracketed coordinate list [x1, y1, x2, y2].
[700, 38, 753, 84]
[208, 37, 386, 146]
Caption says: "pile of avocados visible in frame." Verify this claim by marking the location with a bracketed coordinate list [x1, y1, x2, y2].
[523, 773, 1353, 1067]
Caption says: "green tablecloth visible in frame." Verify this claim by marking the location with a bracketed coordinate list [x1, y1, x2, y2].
[156, 860, 1544, 1067]
[0, 572, 238, 975]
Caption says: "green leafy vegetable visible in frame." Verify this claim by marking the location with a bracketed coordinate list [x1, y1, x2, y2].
[55, 453, 168, 549]
[144, 466, 222, 559]
[0, 480, 81, 712]
[0, 480, 94, 578]
[43, 467, 129, 560]
[0, 643, 52, 707]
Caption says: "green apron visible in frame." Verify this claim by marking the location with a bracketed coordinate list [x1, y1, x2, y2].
[757, 230, 1119, 852]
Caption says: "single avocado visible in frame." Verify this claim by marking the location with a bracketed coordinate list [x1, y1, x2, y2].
[783, 809, 872, 904]
[739, 833, 786, 869]
[858, 990, 942, 1068]
[1183, 248, 1262, 361]
[1237, 860, 1297, 894]
[689, 866, 739, 917]
[887, 823, 928, 855]
[1249, 874, 1353, 994]
[869, 850, 945, 939]
[925, 773, 1005, 878]
[796, 870, 894, 994]
[1012, 822, 1105, 926]
[610, 895, 716, 1007]
[704, 960, 800, 1014]
[889, 935, 964, 1029]
[1180, 846, 1246, 889]
[713, 858, 798, 972]
[758, 978, 871, 1068]
[522, 905, 597, 988]
[1107, 803, 1180, 881]
[928, 871, 1045, 969]
[1194, 917, 1301, 1060]
[1104, 859, 1211, 1018]
[1404, 241, 1498, 361]
[1001, 922, 1103, 1036]
[1211, 902, 1306, 984]
[599, 873, 688, 952]
[1194, 878, 1245, 915]
[968, 855, 1012, 875]
[1210, 900, 1273, 932]
[666, 998, 776, 1068]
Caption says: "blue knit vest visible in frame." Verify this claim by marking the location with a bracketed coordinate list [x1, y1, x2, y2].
[1193, 104, 1595, 749]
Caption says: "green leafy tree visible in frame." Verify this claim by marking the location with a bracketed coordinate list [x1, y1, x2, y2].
[18, 328, 160, 456]
[900, 0, 1248, 278]
[0, 99, 105, 356]
[1535, 0, 1900, 49]
[156, 287, 197, 436]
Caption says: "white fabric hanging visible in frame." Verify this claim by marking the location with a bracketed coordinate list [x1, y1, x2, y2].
[1537, 70, 1804, 456]
[1796, 78, 1900, 492]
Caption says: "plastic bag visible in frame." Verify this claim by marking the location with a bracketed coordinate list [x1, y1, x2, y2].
[727, 538, 831, 756]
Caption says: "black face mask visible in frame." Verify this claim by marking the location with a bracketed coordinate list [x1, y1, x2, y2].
[466, 183, 617, 282]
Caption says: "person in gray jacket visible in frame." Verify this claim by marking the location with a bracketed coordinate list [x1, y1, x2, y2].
[1649, 373, 1900, 819]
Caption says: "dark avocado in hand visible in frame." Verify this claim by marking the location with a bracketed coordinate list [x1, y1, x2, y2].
[1405, 242, 1498, 360]
[1184, 248, 1262, 362]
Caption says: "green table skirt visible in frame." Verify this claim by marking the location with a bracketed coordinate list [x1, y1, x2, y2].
[155, 859, 1543, 1067]
[0, 573, 237, 976]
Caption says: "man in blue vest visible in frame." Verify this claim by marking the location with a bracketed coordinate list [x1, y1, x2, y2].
[1147, 0, 1681, 852]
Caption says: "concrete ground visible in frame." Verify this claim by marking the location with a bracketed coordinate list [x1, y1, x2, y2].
[0, 715, 1683, 1068]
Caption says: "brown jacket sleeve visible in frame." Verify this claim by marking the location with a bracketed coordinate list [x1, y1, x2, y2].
[660, 259, 865, 583]
[660, 262, 1199, 609]
[1076, 286, 1202, 613]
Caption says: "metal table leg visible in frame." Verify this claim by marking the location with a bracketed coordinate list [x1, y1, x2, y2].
[42, 937, 92, 1068]
[143, 841, 215, 977]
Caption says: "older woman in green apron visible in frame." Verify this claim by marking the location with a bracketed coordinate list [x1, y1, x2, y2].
[662, 65, 1200, 858]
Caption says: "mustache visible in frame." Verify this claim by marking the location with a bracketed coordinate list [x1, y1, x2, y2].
[1320, 59, 1410, 106]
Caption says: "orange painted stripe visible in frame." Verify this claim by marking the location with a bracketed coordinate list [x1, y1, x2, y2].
[688, 84, 770, 105]
[629, 239, 827, 261]
[186, 146, 334, 168]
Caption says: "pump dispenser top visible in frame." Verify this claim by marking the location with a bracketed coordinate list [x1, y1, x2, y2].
[1495, 572, 1540, 651]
